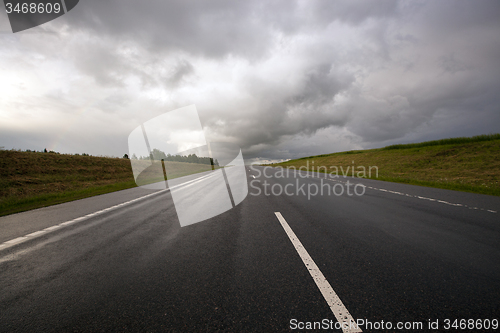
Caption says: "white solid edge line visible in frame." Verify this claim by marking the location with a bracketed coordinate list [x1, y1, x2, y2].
[26, 230, 47, 238]
[169, 172, 217, 192]
[0, 173, 216, 251]
[44, 225, 62, 232]
[167, 172, 215, 191]
[4, 236, 27, 245]
[0, 188, 167, 251]
[274, 212, 362, 333]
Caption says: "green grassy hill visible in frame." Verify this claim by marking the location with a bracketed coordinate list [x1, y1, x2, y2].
[270, 134, 500, 196]
[0, 151, 137, 216]
[0, 150, 215, 217]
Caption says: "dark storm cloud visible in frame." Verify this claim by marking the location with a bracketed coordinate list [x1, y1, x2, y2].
[310, 0, 399, 25]
[64, 0, 403, 58]
[66, 0, 499, 159]
[196, 59, 356, 154]
[65, 0, 291, 59]
[4, 1, 499, 160]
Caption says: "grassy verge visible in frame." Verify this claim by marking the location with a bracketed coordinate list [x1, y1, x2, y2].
[0, 150, 139, 217]
[0, 150, 217, 217]
[268, 134, 500, 196]
[0, 180, 138, 217]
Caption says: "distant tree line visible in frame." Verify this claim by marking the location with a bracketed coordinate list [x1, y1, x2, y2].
[131, 148, 219, 166]
[6, 147, 217, 162]
[3, 148, 130, 159]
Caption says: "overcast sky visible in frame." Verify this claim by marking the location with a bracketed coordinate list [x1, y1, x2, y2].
[1, 0, 499, 163]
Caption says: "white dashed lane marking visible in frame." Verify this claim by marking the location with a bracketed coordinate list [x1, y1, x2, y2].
[275, 212, 362, 333]
[326, 178, 497, 213]
[284, 169, 497, 213]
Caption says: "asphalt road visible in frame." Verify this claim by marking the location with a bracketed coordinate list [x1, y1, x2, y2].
[1, 166, 499, 332]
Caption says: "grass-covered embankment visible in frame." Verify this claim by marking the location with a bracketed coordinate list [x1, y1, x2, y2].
[0, 151, 137, 217]
[0, 150, 216, 217]
[270, 134, 500, 196]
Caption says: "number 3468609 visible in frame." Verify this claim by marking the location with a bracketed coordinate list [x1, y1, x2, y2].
[5, 2, 62, 14]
